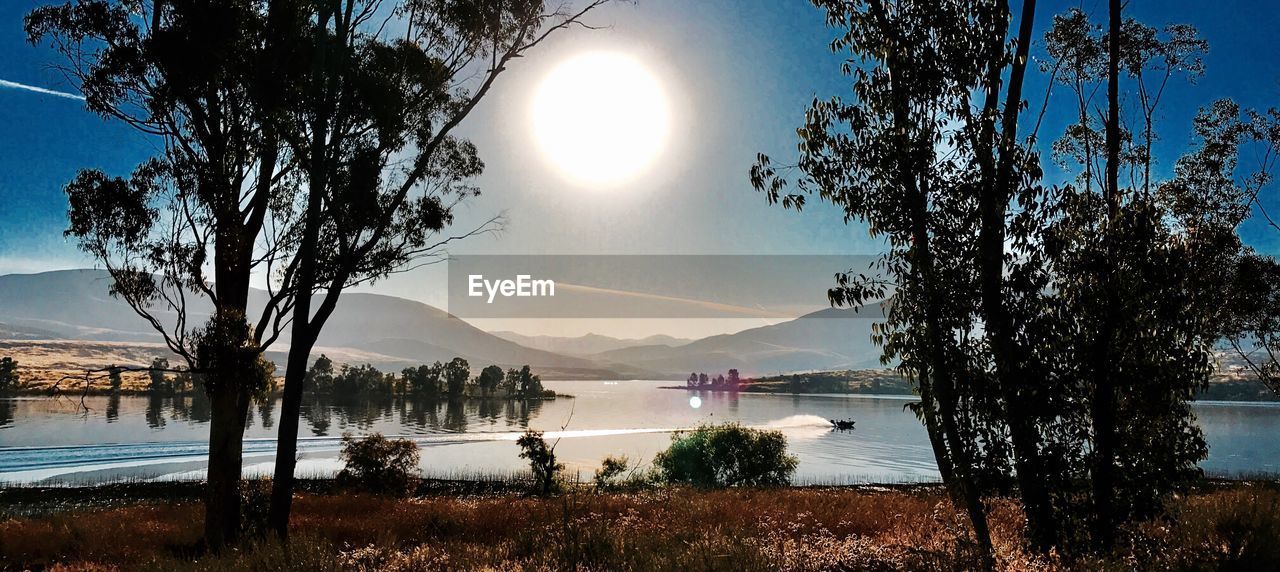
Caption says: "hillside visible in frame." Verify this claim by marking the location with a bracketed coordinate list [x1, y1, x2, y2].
[489, 331, 693, 356]
[589, 305, 888, 376]
[0, 270, 642, 378]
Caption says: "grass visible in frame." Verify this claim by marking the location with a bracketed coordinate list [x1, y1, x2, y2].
[2, 480, 1279, 570]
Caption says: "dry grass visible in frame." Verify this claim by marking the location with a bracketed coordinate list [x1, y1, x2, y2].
[2, 484, 1278, 571]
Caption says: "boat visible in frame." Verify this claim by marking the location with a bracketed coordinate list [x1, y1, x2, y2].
[829, 419, 856, 431]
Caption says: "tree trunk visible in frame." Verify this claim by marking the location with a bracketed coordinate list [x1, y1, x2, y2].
[204, 384, 252, 551]
[975, 0, 1059, 552]
[268, 5, 334, 533]
[1091, 0, 1123, 550]
[266, 328, 313, 538]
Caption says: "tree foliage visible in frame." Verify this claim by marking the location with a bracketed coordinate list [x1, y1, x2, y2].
[753, 0, 1272, 556]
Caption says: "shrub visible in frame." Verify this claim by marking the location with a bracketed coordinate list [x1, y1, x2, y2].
[337, 433, 420, 496]
[0, 357, 18, 394]
[238, 478, 273, 539]
[593, 455, 629, 492]
[654, 423, 798, 488]
[517, 429, 563, 495]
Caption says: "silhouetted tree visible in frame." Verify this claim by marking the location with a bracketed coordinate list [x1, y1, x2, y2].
[478, 365, 504, 396]
[28, 0, 303, 549]
[403, 362, 444, 398]
[305, 355, 336, 395]
[444, 358, 469, 399]
[107, 365, 123, 394]
[517, 429, 562, 495]
[265, 0, 615, 537]
[503, 367, 521, 396]
[0, 358, 18, 394]
[752, 0, 1255, 558]
[148, 357, 170, 395]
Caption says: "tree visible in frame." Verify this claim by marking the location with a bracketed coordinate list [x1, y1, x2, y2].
[687, 372, 697, 388]
[517, 365, 540, 397]
[331, 363, 390, 398]
[751, 1, 1024, 562]
[0, 358, 18, 394]
[752, 0, 1244, 557]
[1214, 109, 1280, 394]
[403, 362, 444, 398]
[107, 365, 123, 394]
[148, 357, 170, 395]
[517, 429, 563, 495]
[264, 0, 615, 538]
[305, 355, 336, 395]
[444, 357, 469, 399]
[503, 367, 521, 396]
[1038, 7, 1232, 548]
[27, 0, 302, 549]
[478, 365, 504, 396]
[726, 369, 740, 389]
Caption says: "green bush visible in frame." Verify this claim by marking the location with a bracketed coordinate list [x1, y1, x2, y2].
[337, 433, 420, 496]
[654, 423, 798, 488]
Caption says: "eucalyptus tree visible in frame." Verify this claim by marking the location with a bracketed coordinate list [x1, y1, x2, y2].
[263, 0, 615, 538]
[1214, 108, 1280, 393]
[750, 1, 1043, 564]
[26, 0, 306, 549]
[754, 0, 1272, 558]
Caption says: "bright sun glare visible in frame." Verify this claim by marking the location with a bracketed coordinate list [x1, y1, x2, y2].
[532, 52, 670, 186]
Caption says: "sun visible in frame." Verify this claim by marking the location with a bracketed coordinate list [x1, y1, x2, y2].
[532, 52, 670, 186]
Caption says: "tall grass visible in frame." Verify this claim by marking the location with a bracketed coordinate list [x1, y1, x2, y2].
[2, 483, 1279, 570]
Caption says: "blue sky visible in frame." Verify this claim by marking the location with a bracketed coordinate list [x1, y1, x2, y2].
[1, 0, 1277, 335]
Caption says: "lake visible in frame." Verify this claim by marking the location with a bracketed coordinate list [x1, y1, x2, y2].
[1, 380, 1277, 485]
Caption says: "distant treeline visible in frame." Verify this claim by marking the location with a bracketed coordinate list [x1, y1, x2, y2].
[684, 369, 742, 390]
[304, 355, 551, 400]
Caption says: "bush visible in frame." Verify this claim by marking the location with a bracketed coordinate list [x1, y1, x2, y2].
[337, 433, 420, 496]
[517, 429, 563, 495]
[654, 423, 798, 488]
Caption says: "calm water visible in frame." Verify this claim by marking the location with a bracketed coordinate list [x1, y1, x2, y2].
[0, 380, 1276, 484]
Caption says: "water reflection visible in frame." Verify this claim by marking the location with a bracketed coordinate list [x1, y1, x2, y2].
[2, 382, 1275, 484]
[105, 393, 120, 423]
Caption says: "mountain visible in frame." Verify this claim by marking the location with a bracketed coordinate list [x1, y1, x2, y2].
[0, 270, 647, 378]
[0, 270, 886, 378]
[586, 305, 888, 377]
[489, 331, 693, 356]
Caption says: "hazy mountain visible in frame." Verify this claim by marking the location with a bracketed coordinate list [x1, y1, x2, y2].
[489, 331, 693, 356]
[0, 270, 886, 378]
[587, 305, 888, 377]
[0, 270, 646, 378]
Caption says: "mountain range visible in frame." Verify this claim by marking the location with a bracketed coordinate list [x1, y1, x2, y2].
[0, 270, 884, 378]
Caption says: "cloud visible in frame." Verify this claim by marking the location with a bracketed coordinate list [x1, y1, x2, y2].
[0, 78, 85, 100]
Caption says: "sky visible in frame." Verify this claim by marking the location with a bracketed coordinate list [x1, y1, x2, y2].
[1, 0, 1278, 338]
